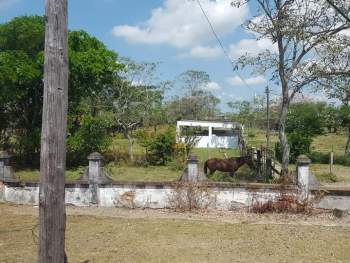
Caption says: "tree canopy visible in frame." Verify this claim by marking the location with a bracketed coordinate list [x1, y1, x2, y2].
[0, 16, 122, 165]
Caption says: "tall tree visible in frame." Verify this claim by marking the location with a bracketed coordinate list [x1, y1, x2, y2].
[233, 0, 350, 175]
[107, 59, 164, 161]
[39, 0, 68, 262]
[0, 16, 121, 165]
[167, 70, 220, 121]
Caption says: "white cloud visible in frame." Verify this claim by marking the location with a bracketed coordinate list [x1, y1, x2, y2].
[226, 75, 266, 86]
[178, 45, 222, 59]
[229, 38, 277, 58]
[112, 0, 248, 49]
[201, 81, 222, 91]
[0, 0, 19, 9]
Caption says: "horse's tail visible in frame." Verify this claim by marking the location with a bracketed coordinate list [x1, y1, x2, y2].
[204, 160, 208, 175]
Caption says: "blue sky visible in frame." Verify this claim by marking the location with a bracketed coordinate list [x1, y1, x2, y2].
[0, 0, 278, 111]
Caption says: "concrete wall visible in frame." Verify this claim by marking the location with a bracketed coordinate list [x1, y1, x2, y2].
[311, 188, 350, 211]
[0, 182, 293, 210]
[2, 182, 350, 211]
[2, 153, 350, 211]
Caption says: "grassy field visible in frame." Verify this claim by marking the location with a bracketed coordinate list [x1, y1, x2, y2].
[1, 204, 350, 263]
[311, 133, 347, 155]
[15, 167, 86, 182]
[12, 130, 350, 184]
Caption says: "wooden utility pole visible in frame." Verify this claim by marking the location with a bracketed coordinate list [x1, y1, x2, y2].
[39, 0, 68, 262]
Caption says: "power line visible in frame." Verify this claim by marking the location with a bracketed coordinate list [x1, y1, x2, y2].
[195, 0, 231, 64]
[194, 0, 253, 90]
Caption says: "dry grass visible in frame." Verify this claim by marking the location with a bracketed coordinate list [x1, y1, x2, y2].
[312, 133, 347, 155]
[1, 204, 350, 263]
[310, 164, 350, 186]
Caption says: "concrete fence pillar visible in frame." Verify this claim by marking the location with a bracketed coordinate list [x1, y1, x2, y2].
[88, 152, 103, 204]
[0, 151, 15, 181]
[187, 154, 199, 182]
[297, 155, 311, 200]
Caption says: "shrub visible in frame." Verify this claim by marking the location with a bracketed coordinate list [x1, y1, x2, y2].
[334, 155, 350, 166]
[145, 129, 176, 165]
[67, 115, 112, 165]
[247, 131, 256, 138]
[167, 181, 215, 211]
[168, 159, 186, 171]
[307, 152, 329, 164]
[250, 193, 309, 214]
[275, 132, 312, 163]
[307, 151, 350, 166]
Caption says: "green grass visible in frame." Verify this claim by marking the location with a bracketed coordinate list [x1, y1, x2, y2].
[15, 167, 85, 182]
[109, 138, 146, 156]
[245, 128, 278, 148]
[105, 163, 180, 182]
[11, 130, 350, 184]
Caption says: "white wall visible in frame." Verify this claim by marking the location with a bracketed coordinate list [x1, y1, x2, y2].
[0, 184, 288, 210]
[176, 120, 240, 149]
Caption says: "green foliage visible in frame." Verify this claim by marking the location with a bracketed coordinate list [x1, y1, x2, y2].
[67, 114, 113, 165]
[167, 159, 186, 172]
[247, 131, 256, 138]
[144, 129, 176, 165]
[275, 132, 312, 163]
[307, 151, 350, 166]
[276, 102, 328, 163]
[307, 152, 330, 164]
[286, 102, 326, 137]
[0, 16, 122, 166]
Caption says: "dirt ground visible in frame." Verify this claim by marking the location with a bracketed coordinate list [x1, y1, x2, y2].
[1, 203, 350, 263]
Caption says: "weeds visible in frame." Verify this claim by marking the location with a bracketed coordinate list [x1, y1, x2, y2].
[168, 181, 216, 211]
[250, 192, 309, 214]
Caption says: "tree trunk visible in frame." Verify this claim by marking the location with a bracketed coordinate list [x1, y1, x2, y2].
[345, 129, 350, 155]
[39, 0, 68, 262]
[125, 131, 134, 162]
[279, 99, 290, 177]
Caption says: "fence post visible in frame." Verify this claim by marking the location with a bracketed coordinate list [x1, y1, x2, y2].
[87, 152, 104, 204]
[297, 155, 311, 200]
[0, 151, 15, 181]
[187, 154, 199, 182]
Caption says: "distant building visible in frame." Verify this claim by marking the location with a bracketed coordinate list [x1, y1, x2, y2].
[176, 120, 242, 149]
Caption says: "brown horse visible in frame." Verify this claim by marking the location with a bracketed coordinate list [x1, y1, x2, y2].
[204, 156, 255, 176]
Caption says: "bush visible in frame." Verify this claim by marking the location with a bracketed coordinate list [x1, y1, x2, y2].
[67, 115, 112, 165]
[144, 129, 176, 165]
[167, 181, 214, 211]
[307, 152, 329, 164]
[334, 155, 350, 166]
[275, 132, 312, 163]
[307, 151, 350, 166]
[247, 131, 256, 138]
[250, 193, 310, 214]
[168, 159, 186, 171]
